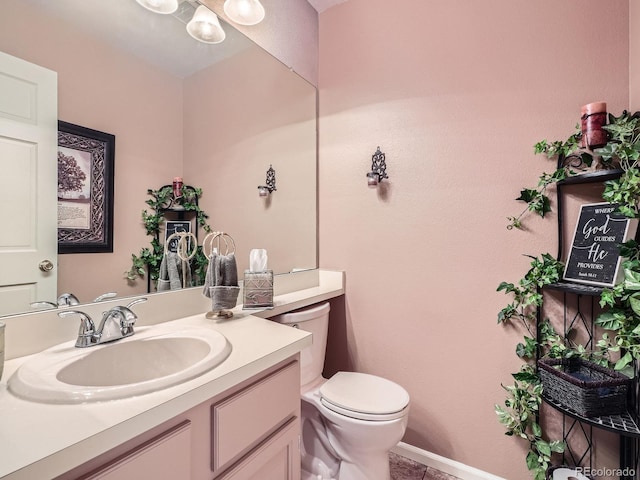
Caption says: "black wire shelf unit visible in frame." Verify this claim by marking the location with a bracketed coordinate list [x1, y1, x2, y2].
[539, 166, 640, 478]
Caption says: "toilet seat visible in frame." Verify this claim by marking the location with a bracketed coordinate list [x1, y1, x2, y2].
[319, 372, 409, 422]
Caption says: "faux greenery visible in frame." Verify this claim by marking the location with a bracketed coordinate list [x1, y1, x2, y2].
[507, 111, 640, 230]
[596, 240, 640, 374]
[125, 185, 212, 287]
[498, 110, 640, 478]
[496, 254, 567, 480]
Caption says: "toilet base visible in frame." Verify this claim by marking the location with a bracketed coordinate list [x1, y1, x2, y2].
[337, 454, 391, 480]
[301, 456, 390, 480]
[301, 468, 337, 480]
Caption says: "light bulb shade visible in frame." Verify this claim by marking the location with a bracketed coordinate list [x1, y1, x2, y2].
[223, 0, 265, 26]
[135, 0, 179, 14]
[187, 6, 226, 44]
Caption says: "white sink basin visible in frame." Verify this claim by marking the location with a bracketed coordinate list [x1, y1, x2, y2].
[8, 325, 231, 404]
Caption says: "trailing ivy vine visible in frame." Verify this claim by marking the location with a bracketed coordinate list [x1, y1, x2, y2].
[125, 185, 212, 288]
[496, 254, 567, 480]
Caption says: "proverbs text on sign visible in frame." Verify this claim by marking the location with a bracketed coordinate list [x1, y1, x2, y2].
[563, 202, 635, 287]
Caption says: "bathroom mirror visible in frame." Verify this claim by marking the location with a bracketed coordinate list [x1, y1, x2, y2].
[0, 0, 317, 316]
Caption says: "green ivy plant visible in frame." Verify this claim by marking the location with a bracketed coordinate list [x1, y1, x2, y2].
[596, 240, 640, 374]
[496, 254, 567, 480]
[125, 185, 212, 288]
[507, 111, 640, 230]
[506, 128, 588, 230]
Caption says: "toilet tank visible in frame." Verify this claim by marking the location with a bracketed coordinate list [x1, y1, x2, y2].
[271, 302, 330, 387]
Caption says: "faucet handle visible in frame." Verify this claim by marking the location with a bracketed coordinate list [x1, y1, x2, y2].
[30, 301, 58, 309]
[118, 298, 146, 334]
[93, 292, 117, 302]
[126, 297, 147, 309]
[58, 310, 95, 348]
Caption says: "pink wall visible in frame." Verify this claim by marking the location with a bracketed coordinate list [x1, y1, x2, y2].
[631, 1, 640, 111]
[183, 47, 317, 274]
[318, 0, 629, 477]
[0, 1, 183, 302]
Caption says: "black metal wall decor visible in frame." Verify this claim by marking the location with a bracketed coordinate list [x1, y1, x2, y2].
[258, 164, 277, 197]
[366, 146, 388, 187]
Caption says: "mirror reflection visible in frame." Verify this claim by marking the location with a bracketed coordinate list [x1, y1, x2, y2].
[0, 0, 317, 316]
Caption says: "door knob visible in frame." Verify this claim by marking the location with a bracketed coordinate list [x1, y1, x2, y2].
[39, 260, 54, 272]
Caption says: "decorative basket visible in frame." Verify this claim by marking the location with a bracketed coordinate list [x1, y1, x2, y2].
[538, 357, 631, 417]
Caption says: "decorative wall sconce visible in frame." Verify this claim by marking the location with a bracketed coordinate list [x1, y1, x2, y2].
[366, 146, 389, 187]
[223, 0, 266, 26]
[258, 165, 277, 197]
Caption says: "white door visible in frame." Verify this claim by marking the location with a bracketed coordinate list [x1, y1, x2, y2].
[0, 51, 58, 315]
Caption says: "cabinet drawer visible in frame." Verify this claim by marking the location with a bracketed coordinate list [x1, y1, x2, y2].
[212, 361, 300, 472]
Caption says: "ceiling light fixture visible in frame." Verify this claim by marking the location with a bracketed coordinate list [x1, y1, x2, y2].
[135, 0, 179, 14]
[187, 5, 226, 44]
[223, 0, 266, 26]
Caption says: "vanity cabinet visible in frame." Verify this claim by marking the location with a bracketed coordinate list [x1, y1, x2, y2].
[56, 358, 301, 480]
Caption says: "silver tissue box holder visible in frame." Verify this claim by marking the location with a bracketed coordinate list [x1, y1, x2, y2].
[243, 270, 274, 309]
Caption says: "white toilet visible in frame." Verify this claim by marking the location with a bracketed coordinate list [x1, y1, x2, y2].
[272, 302, 410, 480]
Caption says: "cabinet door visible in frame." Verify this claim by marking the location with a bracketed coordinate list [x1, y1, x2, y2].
[79, 422, 192, 480]
[212, 361, 299, 472]
[218, 420, 300, 480]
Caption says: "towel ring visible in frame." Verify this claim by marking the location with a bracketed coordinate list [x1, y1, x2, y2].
[165, 231, 197, 261]
[202, 231, 236, 258]
[177, 232, 197, 262]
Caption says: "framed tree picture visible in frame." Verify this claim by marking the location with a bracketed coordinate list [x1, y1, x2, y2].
[57, 121, 115, 253]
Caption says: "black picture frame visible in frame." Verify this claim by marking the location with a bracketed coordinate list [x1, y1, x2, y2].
[563, 202, 638, 287]
[57, 121, 115, 254]
[164, 221, 192, 253]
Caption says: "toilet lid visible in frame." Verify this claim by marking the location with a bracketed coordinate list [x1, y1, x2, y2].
[319, 372, 410, 419]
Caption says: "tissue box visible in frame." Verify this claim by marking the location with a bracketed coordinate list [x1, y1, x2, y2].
[243, 270, 273, 308]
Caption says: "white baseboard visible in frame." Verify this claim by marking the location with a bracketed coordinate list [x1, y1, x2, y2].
[392, 442, 506, 480]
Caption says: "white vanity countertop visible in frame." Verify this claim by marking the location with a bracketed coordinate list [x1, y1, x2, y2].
[0, 270, 345, 480]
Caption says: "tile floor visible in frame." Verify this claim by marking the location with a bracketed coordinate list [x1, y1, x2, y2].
[390, 452, 462, 480]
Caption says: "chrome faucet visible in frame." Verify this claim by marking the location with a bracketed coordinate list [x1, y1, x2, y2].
[57, 293, 80, 306]
[58, 298, 147, 348]
[30, 292, 79, 309]
[31, 292, 116, 310]
[58, 310, 97, 348]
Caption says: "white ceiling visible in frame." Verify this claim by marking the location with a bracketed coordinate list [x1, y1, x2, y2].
[23, 0, 250, 78]
[306, 0, 349, 13]
[20, 0, 346, 77]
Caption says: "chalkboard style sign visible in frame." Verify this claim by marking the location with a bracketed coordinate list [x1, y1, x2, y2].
[564, 202, 637, 287]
